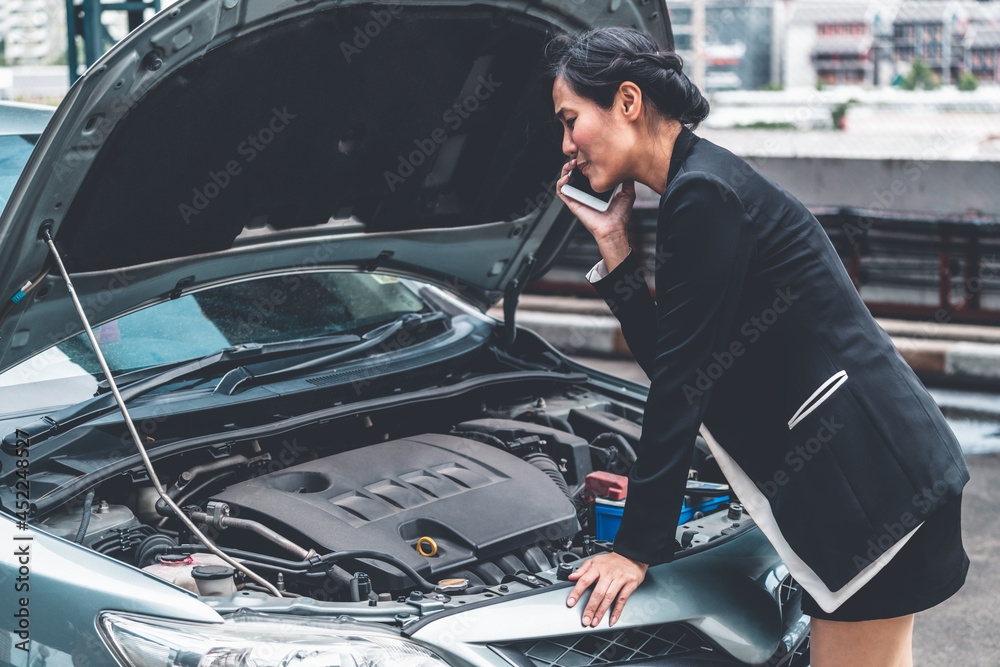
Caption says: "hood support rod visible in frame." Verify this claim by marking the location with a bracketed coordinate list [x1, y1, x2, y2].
[42, 230, 282, 597]
[501, 254, 537, 347]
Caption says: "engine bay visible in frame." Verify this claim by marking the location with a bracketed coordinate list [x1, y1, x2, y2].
[26, 362, 750, 603]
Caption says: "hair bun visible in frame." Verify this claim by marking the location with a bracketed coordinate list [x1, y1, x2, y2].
[635, 51, 684, 76]
[545, 26, 709, 129]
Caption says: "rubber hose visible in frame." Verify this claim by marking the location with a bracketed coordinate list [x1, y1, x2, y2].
[74, 490, 95, 544]
[135, 534, 178, 568]
[156, 470, 238, 527]
[155, 456, 248, 517]
[524, 452, 574, 503]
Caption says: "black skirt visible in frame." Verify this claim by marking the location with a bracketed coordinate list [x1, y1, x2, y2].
[800, 492, 969, 622]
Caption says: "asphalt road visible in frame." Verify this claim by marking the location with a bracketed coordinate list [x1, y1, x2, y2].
[571, 355, 1000, 665]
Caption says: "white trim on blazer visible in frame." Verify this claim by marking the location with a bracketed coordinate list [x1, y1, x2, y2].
[787, 369, 849, 430]
[699, 423, 925, 613]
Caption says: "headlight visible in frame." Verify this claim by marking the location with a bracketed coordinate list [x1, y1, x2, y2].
[98, 609, 450, 667]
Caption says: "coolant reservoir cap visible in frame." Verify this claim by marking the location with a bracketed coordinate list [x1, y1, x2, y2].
[192, 565, 235, 580]
[434, 577, 469, 593]
[158, 553, 193, 565]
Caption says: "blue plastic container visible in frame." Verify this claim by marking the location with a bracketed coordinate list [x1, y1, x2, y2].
[594, 493, 731, 543]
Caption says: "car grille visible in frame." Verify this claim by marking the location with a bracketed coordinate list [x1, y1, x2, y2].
[491, 622, 716, 666]
[788, 633, 810, 667]
[779, 574, 799, 605]
[772, 574, 810, 667]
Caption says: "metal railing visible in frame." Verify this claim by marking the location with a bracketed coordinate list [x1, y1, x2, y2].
[529, 206, 1000, 325]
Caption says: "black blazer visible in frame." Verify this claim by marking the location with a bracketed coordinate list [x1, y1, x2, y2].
[588, 125, 971, 613]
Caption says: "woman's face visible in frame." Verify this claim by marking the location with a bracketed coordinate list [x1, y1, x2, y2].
[552, 75, 635, 194]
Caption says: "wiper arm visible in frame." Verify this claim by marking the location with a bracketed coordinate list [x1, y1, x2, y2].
[95, 332, 363, 394]
[213, 311, 450, 395]
[3, 333, 361, 450]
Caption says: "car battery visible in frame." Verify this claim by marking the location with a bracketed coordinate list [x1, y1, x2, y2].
[680, 480, 731, 523]
[593, 480, 731, 543]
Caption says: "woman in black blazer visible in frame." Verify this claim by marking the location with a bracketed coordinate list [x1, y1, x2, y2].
[546, 27, 971, 665]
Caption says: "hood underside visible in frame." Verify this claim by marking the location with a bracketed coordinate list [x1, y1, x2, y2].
[0, 0, 671, 373]
[63, 7, 565, 268]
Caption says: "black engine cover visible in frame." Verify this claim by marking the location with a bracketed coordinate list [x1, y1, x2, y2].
[212, 433, 579, 589]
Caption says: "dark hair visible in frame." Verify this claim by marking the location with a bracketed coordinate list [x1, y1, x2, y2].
[544, 26, 709, 129]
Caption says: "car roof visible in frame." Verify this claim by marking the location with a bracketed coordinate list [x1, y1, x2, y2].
[0, 100, 55, 136]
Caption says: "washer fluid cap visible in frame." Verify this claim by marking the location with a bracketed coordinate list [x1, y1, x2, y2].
[192, 565, 235, 580]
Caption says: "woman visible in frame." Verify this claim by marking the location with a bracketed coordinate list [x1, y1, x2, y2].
[546, 27, 971, 666]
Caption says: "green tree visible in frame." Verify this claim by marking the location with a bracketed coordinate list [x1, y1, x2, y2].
[958, 71, 978, 91]
[900, 59, 939, 90]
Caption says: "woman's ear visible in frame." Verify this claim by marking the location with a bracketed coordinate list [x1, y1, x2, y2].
[616, 81, 644, 122]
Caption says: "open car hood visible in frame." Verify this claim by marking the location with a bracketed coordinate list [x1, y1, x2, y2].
[0, 0, 671, 374]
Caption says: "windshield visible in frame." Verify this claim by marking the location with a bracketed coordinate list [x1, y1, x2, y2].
[0, 134, 41, 215]
[0, 271, 429, 416]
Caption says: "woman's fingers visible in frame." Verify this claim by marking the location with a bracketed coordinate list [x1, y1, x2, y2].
[608, 179, 636, 220]
[557, 190, 586, 219]
[582, 575, 617, 626]
[557, 186, 622, 240]
[554, 162, 631, 244]
[621, 178, 636, 203]
[557, 157, 577, 189]
[556, 161, 585, 214]
[609, 580, 640, 626]
[565, 559, 596, 607]
[586, 576, 622, 627]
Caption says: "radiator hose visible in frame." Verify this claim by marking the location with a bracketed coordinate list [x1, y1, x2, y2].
[523, 452, 580, 508]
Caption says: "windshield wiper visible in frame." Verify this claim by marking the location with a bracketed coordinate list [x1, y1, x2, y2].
[3, 333, 362, 451]
[213, 311, 450, 395]
[95, 332, 364, 394]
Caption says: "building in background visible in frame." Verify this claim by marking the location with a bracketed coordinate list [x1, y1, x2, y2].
[0, 0, 172, 68]
[668, 0, 1000, 89]
[0, 0, 66, 65]
[812, 4, 875, 85]
[0, 0, 998, 93]
[669, 0, 778, 90]
[0, 0, 173, 99]
[965, 23, 1000, 82]
[785, 0, 1000, 88]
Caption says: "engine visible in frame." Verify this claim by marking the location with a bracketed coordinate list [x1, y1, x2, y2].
[210, 429, 581, 590]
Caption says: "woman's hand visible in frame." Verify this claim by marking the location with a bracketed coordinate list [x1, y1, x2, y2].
[566, 552, 649, 627]
[556, 158, 636, 251]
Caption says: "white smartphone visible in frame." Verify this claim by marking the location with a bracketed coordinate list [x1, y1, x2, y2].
[560, 168, 623, 212]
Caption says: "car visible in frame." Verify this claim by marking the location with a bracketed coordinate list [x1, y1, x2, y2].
[0, 1, 811, 665]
